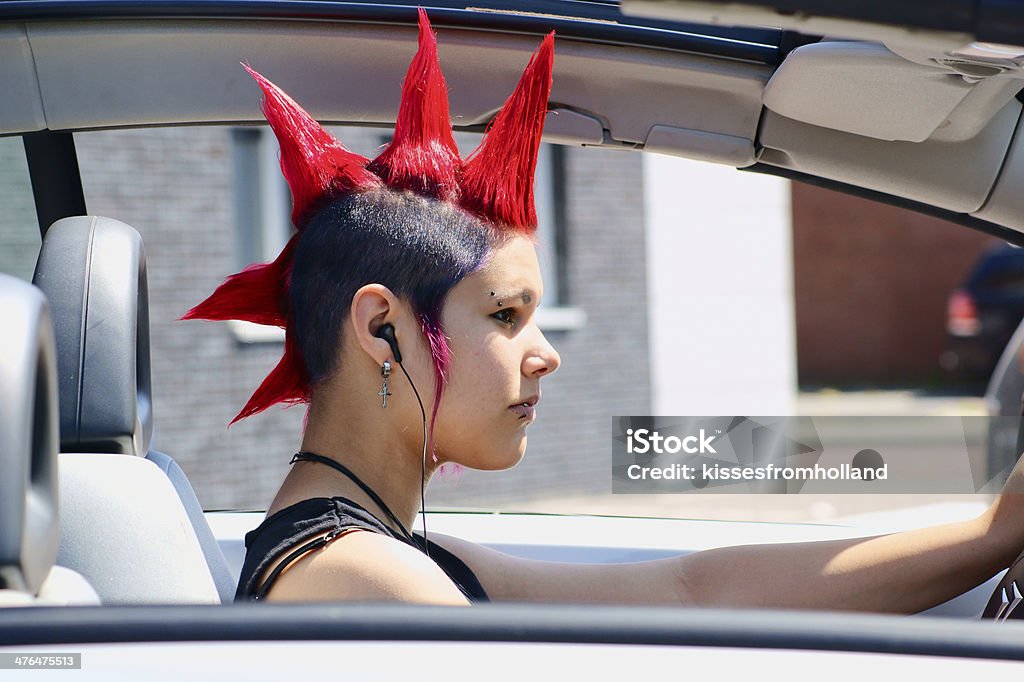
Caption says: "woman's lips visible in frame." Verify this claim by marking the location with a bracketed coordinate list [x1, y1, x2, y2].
[509, 403, 536, 421]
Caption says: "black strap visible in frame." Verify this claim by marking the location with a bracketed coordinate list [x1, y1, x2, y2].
[252, 452, 436, 601]
[253, 527, 347, 601]
[291, 451, 416, 546]
[252, 516, 482, 603]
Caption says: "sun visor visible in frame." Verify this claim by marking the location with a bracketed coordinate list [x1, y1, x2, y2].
[758, 99, 1021, 214]
[764, 42, 978, 143]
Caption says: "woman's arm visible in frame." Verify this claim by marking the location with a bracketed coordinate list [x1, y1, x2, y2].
[674, 509, 1011, 612]
[431, 459, 1024, 612]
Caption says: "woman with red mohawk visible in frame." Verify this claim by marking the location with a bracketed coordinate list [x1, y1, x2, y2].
[194, 10, 1024, 609]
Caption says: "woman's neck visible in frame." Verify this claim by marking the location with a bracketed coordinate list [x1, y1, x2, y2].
[290, 394, 437, 535]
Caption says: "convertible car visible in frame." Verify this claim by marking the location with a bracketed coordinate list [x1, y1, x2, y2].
[3, 0, 1024, 678]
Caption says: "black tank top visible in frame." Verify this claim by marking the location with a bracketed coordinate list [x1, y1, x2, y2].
[235, 496, 490, 603]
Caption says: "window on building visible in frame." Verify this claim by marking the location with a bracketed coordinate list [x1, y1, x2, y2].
[0, 137, 42, 282]
[231, 127, 292, 271]
[533, 143, 561, 305]
[230, 127, 581, 342]
[530, 143, 585, 331]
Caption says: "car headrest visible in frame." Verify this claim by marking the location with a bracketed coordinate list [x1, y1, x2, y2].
[0, 274, 60, 594]
[33, 216, 153, 456]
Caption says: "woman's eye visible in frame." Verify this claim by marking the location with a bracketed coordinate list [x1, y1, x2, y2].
[492, 308, 517, 327]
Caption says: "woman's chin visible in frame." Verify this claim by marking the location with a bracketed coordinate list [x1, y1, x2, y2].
[433, 427, 529, 471]
[470, 439, 529, 471]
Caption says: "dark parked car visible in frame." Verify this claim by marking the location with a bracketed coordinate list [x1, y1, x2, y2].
[942, 245, 1024, 380]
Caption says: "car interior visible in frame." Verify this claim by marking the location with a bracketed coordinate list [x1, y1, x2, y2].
[4, 0, 1024, 636]
[34, 215, 234, 604]
[0, 272, 96, 606]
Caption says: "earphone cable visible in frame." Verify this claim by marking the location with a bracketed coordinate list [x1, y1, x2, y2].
[395, 359, 430, 559]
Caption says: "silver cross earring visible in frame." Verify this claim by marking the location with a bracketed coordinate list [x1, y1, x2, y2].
[378, 360, 392, 408]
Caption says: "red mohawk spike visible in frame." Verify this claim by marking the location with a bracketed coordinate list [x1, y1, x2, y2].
[186, 17, 558, 426]
[460, 32, 555, 231]
[230, 332, 308, 424]
[182, 234, 297, 327]
[367, 8, 462, 201]
[244, 63, 382, 227]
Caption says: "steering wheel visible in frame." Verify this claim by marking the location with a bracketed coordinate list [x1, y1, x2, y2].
[983, 549, 1024, 620]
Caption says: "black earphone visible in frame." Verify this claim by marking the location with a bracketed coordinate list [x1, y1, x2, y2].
[374, 322, 430, 557]
[376, 323, 403, 363]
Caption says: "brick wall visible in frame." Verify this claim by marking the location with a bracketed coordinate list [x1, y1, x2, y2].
[73, 128, 650, 510]
[792, 182, 1001, 385]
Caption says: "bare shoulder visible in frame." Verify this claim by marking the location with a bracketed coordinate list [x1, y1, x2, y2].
[263, 529, 471, 605]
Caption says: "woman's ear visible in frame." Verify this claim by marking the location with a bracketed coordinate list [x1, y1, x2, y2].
[349, 284, 401, 365]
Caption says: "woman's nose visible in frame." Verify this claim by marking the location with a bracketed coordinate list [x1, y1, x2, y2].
[525, 329, 561, 377]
